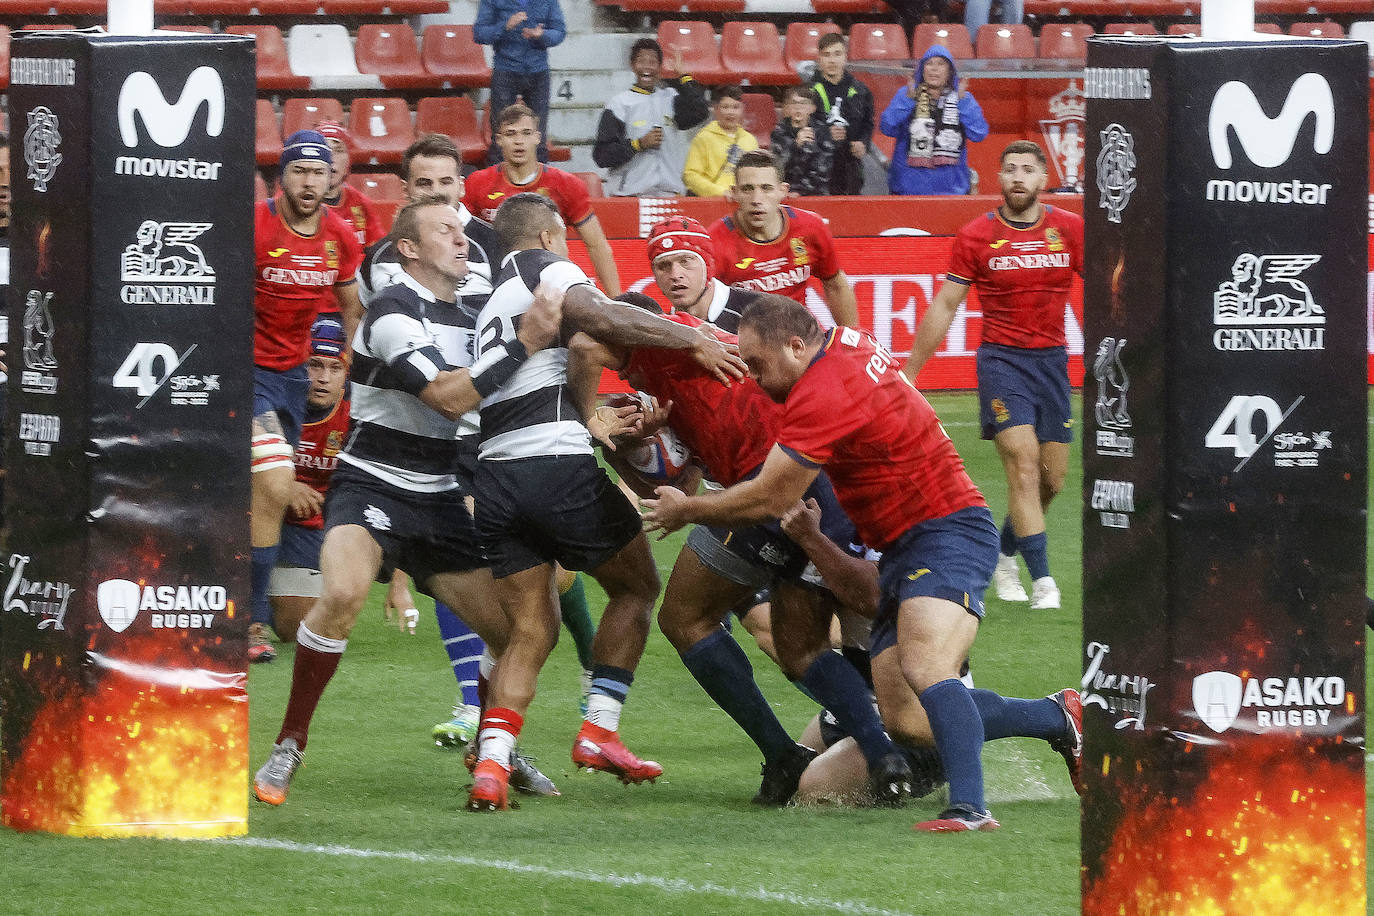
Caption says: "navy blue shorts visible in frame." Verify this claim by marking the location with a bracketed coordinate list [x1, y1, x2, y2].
[475, 454, 642, 579]
[253, 363, 310, 448]
[278, 522, 325, 569]
[976, 343, 1073, 444]
[324, 465, 486, 591]
[870, 506, 997, 657]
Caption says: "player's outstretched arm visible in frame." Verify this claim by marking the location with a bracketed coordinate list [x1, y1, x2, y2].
[563, 285, 747, 384]
[903, 278, 968, 382]
[642, 444, 818, 534]
[779, 498, 879, 618]
[821, 270, 859, 328]
[420, 282, 564, 419]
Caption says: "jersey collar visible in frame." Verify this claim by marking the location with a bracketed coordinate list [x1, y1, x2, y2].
[706, 278, 733, 323]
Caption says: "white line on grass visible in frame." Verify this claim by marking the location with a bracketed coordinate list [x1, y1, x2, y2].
[220, 836, 916, 916]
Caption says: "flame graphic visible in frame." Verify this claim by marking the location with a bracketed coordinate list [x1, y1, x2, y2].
[1085, 742, 1365, 915]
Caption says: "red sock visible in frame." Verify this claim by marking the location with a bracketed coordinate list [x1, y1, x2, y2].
[277, 640, 344, 749]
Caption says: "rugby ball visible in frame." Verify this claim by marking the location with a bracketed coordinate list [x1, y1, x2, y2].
[624, 426, 693, 484]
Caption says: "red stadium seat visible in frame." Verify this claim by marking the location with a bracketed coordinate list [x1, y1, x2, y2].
[161, 24, 213, 33]
[657, 21, 728, 84]
[912, 24, 974, 60]
[420, 24, 491, 88]
[227, 25, 310, 91]
[348, 172, 406, 201]
[784, 22, 842, 74]
[974, 24, 1035, 59]
[1254, 23, 1283, 34]
[1166, 23, 1201, 37]
[741, 92, 777, 147]
[1289, 21, 1343, 38]
[281, 97, 346, 138]
[812, 0, 882, 11]
[0, 26, 10, 90]
[256, 99, 284, 166]
[356, 24, 441, 89]
[721, 22, 796, 86]
[1037, 23, 1092, 60]
[1104, 23, 1159, 36]
[348, 98, 415, 165]
[19, 23, 77, 30]
[243, 0, 318, 13]
[622, 0, 744, 9]
[573, 171, 605, 198]
[416, 96, 487, 164]
[848, 23, 908, 63]
[185, 0, 256, 13]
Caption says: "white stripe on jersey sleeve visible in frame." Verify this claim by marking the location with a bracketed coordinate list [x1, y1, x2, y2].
[538, 259, 595, 293]
[369, 312, 443, 382]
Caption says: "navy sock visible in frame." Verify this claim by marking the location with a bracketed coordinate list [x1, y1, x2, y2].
[250, 545, 278, 625]
[590, 664, 634, 703]
[969, 689, 1067, 741]
[999, 516, 1017, 556]
[681, 629, 794, 760]
[919, 678, 986, 812]
[1018, 531, 1050, 580]
[435, 601, 484, 708]
[798, 651, 894, 767]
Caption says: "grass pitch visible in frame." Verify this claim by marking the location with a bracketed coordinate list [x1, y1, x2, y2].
[0, 392, 1367, 915]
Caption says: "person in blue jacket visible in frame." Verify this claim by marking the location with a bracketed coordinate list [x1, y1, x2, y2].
[474, 0, 566, 165]
[879, 45, 988, 196]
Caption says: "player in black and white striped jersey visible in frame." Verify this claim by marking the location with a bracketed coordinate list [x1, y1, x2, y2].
[466, 192, 747, 811]
[251, 195, 564, 807]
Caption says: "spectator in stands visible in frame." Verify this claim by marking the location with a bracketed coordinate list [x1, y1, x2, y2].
[880, 45, 987, 196]
[465, 104, 622, 296]
[963, 0, 1023, 36]
[683, 85, 759, 198]
[315, 122, 387, 248]
[593, 38, 709, 197]
[770, 86, 836, 198]
[882, 1, 946, 39]
[808, 34, 875, 196]
[474, 0, 565, 165]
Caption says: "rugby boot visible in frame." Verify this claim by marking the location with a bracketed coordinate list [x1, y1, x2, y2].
[913, 804, 1001, 833]
[991, 554, 1028, 602]
[510, 751, 561, 797]
[248, 622, 277, 663]
[572, 721, 663, 784]
[1029, 576, 1061, 610]
[751, 742, 819, 806]
[867, 752, 915, 807]
[432, 703, 481, 748]
[1048, 688, 1085, 796]
[902, 744, 947, 799]
[253, 738, 302, 805]
[466, 758, 512, 812]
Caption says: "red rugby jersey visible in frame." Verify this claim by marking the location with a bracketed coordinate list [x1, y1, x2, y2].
[624, 312, 777, 487]
[254, 199, 363, 370]
[329, 184, 387, 247]
[463, 164, 593, 226]
[288, 394, 351, 531]
[946, 205, 1083, 349]
[709, 206, 840, 305]
[776, 327, 985, 550]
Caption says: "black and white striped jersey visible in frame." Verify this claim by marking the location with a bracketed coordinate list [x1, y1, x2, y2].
[475, 248, 597, 461]
[700, 278, 763, 335]
[359, 204, 500, 310]
[339, 271, 477, 492]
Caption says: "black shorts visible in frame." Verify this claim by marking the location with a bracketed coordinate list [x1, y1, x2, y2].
[324, 465, 486, 590]
[475, 454, 642, 579]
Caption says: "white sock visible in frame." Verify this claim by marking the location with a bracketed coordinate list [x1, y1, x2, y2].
[477, 728, 516, 769]
[585, 693, 623, 732]
[296, 622, 346, 654]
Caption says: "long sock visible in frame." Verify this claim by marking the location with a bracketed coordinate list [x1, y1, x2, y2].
[1018, 531, 1050, 580]
[798, 651, 895, 767]
[680, 629, 794, 760]
[999, 516, 1017, 556]
[557, 575, 596, 671]
[585, 664, 633, 732]
[969, 689, 1067, 741]
[840, 644, 873, 687]
[250, 545, 278, 625]
[477, 706, 522, 768]
[919, 677, 986, 812]
[434, 601, 484, 708]
[277, 623, 346, 749]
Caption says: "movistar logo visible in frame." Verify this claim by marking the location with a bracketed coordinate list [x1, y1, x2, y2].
[1208, 73, 1334, 170]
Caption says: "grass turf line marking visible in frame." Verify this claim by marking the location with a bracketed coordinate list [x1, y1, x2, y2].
[221, 836, 916, 916]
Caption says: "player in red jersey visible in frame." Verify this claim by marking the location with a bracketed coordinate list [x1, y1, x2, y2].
[463, 103, 621, 296]
[708, 149, 857, 328]
[316, 122, 387, 248]
[250, 131, 365, 663]
[645, 293, 1044, 831]
[904, 140, 1084, 611]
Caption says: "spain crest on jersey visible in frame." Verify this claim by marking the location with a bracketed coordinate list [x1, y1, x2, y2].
[325, 430, 343, 456]
[351, 206, 366, 228]
[1046, 227, 1064, 252]
[324, 240, 339, 269]
[790, 237, 809, 266]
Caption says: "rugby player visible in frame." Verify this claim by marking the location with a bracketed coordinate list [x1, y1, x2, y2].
[315, 121, 387, 248]
[708, 150, 858, 328]
[250, 132, 365, 664]
[644, 294, 1057, 831]
[465, 104, 622, 297]
[251, 196, 563, 806]
[466, 193, 745, 811]
[903, 140, 1084, 611]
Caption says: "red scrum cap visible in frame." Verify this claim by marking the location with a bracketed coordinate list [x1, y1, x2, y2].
[314, 121, 353, 151]
[646, 217, 714, 278]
